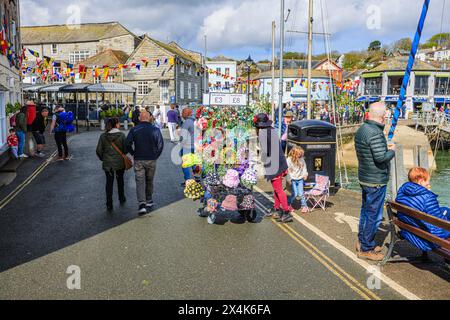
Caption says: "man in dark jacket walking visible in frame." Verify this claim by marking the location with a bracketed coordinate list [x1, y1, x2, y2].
[31, 108, 49, 157]
[126, 111, 164, 214]
[354, 102, 396, 261]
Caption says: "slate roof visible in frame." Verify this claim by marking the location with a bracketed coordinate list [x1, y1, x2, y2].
[368, 56, 437, 72]
[21, 22, 135, 44]
[78, 49, 129, 67]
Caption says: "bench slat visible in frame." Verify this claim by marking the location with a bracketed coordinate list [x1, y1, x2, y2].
[394, 219, 450, 251]
[389, 201, 450, 231]
[433, 248, 450, 260]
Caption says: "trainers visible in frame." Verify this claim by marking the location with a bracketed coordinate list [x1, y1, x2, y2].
[19, 154, 29, 158]
[301, 207, 309, 214]
[356, 241, 382, 253]
[280, 213, 294, 223]
[146, 200, 154, 210]
[357, 250, 384, 261]
[138, 204, 147, 215]
[36, 152, 46, 158]
[56, 157, 64, 162]
[264, 208, 279, 219]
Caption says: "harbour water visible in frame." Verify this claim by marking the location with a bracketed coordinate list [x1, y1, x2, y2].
[344, 150, 450, 207]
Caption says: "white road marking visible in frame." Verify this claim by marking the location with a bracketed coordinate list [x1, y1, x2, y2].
[254, 186, 421, 301]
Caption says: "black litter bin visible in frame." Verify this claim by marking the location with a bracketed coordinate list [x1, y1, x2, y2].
[287, 120, 336, 187]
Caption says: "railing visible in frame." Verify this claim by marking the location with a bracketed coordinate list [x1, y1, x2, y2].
[415, 111, 450, 133]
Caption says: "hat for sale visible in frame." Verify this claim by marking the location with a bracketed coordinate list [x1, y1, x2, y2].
[221, 195, 238, 211]
[239, 194, 256, 210]
[184, 179, 204, 200]
[241, 168, 258, 188]
[253, 113, 273, 128]
[204, 172, 221, 186]
[206, 198, 219, 213]
[222, 169, 240, 188]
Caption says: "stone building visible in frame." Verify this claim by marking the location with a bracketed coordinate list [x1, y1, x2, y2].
[123, 35, 203, 107]
[0, 0, 22, 165]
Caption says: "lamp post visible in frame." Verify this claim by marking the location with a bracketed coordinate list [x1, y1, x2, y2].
[245, 55, 254, 107]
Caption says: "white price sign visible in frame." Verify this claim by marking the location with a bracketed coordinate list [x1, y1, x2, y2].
[203, 93, 247, 106]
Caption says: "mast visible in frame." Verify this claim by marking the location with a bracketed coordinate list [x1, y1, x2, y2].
[388, 0, 431, 140]
[278, 0, 285, 136]
[306, 0, 314, 119]
[271, 21, 276, 121]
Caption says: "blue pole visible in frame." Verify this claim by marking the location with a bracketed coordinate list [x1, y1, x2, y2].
[388, 0, 431, 141]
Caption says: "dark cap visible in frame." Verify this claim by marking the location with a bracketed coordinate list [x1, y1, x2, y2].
[253, 113, 273, 128]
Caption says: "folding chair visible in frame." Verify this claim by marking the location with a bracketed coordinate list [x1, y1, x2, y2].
[305, 174, 330, 211]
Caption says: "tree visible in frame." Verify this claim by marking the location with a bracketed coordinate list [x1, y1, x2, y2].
[283, 52, 306, 60]
[368, 40, 381, 51]
[393, 38, 412, 52]
[342, 51, 367, 70]
[421, 33, 450, 49]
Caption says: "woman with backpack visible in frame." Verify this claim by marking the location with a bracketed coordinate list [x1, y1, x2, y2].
[96, 117, 128, 211]
[50, 106, 71, 161]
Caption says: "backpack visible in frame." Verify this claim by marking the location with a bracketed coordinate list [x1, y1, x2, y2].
[55, 111, 75, 133]
[9, 113, 17, 127]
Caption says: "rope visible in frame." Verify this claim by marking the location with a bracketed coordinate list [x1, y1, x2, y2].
[320, 0, 349, 186]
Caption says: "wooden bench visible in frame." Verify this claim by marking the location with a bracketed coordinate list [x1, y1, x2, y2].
[381, 201, 450, 265]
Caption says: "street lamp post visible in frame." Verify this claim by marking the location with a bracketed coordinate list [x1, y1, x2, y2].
[245, 55, 254, 107]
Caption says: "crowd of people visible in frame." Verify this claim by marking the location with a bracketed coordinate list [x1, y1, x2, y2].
[6, 99, 449, 262]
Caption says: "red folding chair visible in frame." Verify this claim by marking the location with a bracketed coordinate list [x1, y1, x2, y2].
[305, 174, 330, 211]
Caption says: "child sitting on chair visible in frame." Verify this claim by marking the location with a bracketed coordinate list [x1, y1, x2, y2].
[395, 167, 450, 252]
[7, 128, 19, 159]
[287, 146, 309, 213]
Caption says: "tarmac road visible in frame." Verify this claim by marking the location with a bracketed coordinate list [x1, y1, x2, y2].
[0, 129, 405, 300]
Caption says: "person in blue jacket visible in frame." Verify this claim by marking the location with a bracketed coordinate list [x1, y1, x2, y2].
[395, 167, 450, 252]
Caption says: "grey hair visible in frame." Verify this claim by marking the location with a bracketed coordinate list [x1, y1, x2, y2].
[368, 102, 386, 119]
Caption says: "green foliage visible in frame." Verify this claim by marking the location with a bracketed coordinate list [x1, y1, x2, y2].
[253, 96, 272, 115]
[283, 52, 306, 60]
[393, 38, 412, 51]
[368, 40, 381, 51]
[99, 108, 124, 119]
[421, 33, 450, 49]
[6, 102, 21, 115]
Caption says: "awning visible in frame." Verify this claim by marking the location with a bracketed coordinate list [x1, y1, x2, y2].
[356, 96, 367, 102]
[434, 97, 450, 103]
[39, 83, 68, 92]
[23, 84, 50, 92]
[361, 72, 382, 78]
[386, 71, 405, 76]
[435, 73, 450, 78]
[60, 84, 91, 92]
[413, 97, 429, 103]
[87, 83, 136, 93]
[384, 96, 398, 102]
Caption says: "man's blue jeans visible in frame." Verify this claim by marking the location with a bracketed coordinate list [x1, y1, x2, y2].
[16, 131, 25, 156]
[358, 185, 387, 252]
[289, 179, 307, 207]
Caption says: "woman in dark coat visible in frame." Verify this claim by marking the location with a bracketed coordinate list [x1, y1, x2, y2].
[254, 113, 293, 223]
[96, 118, 127, 211]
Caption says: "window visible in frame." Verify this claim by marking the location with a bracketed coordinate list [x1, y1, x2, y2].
[160, 80, 169, 103]
[194, 83, 199, 100]
[69, 51, 90, 64]
[180, 63, 184, 73]
[414, 76, 429, 95]
[364, 77, 382, 95]
[107, 76, 114, 83]
[216, 67, 221, 74]
[388, 76, 403, 95]
[188, 82, 192, 99]
[225, 81, 230, 90]
[225, 68, 230, 76]
[285, 81, 292, 92]
[435, 77, 450, 95]
[216, 81, 221, 90]
[51, 44, 58, 55]
[188, 65, 192, 75]
[138, 81, 149, 95]
[94, 77, 101, 84]
[179, 81, 185, 99]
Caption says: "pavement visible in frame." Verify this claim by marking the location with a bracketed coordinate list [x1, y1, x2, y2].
[0, 128, 446, 300]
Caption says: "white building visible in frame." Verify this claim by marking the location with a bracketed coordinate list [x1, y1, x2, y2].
[434, 48, 450, 61]
[0, 0, 22, 166]
[256, 69, 331, 104]
[206, 59, 237, 93]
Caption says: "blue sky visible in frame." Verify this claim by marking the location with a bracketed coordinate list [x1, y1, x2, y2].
[21, 0, 449, 61]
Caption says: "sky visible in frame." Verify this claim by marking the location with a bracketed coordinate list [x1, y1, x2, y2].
[20, 0, 449, 61]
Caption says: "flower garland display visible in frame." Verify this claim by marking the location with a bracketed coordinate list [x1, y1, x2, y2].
[220, 147, 237, 165]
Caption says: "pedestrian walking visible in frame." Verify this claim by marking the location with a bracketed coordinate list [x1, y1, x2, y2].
[126, 111, 164, 215]
[254, 113, 293, 223]
[14, 106, 28, 158]
[167, 104, 179, 143]
[354, 102, 396, 261]
[31, 108, 49, 157]
[50, 106, 73, 161]
[96, 117, 128, 212]
[179, 107, 196, 187]
[131, 105, 141, 127]
[153, 105, 162, 130]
